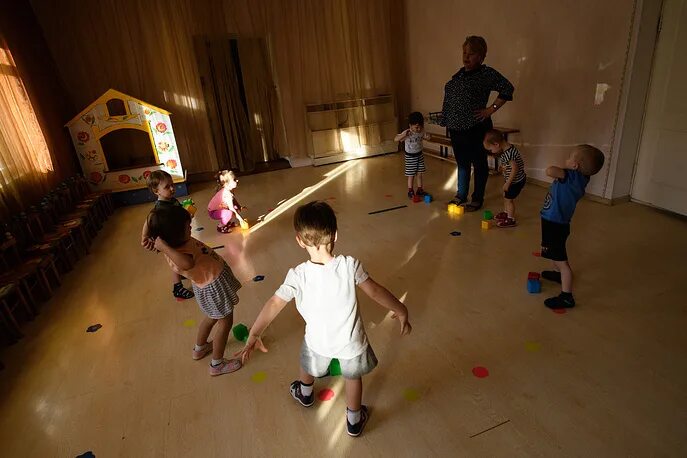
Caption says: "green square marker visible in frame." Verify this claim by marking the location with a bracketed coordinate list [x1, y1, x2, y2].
[328, 358, 342, 376]
[483, 210, 493, 220]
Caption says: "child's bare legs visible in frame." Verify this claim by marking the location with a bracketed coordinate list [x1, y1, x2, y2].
[407, 176, 415, 190]
[504, 197, 515, 219]
[196, 316, 217, 347]
[544, 260, 576, 309]
[416, 173, 424, 190]
[299, 367, 315, 386]
[345, 377, 362, 411]
[210, 315, 233, 361]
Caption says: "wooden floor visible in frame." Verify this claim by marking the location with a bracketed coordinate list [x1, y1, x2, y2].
[1, 154, 686, 457]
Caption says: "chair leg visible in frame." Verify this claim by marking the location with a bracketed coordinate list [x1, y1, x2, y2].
[49, 260, 61, 286]
[18, 282, 37, 318]
[0, 300, 23, 340]
[38, 270, 53, 297]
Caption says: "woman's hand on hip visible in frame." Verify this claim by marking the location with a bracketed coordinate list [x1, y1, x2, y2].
[474, 106, 496, 122]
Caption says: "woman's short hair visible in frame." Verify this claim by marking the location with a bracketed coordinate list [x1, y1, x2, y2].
[463, 36, 487, 60]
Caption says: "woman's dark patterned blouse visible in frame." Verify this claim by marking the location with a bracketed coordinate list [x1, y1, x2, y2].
[441, 65, 514, 131]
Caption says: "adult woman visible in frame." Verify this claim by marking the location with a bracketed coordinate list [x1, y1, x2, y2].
[442, 36, 514, 211]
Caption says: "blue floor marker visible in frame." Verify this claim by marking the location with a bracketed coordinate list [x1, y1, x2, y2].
[253, 275, 265, 282]
[86, 324, 102, 333]
[450, 231, 461, 236]
[195, 227, 204, 232]
[76, 451, 95, 458]
[211, 245, 224, 250]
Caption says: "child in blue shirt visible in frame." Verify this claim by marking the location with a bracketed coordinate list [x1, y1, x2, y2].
[540, 145, 605, 309]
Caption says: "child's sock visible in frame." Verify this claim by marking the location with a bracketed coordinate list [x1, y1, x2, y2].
[541, 270, 562, 283]
[300, 381, 314, 396]
[211, 358, 224, 367]
[194, 343, 209, 352]
[544, 292, 575, 309]
[347, 408, 361, 425]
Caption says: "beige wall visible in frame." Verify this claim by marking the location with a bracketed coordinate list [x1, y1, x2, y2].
[405, 0, 638, 197]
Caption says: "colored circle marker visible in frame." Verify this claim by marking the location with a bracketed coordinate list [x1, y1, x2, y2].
[472, 366, 489, 378]
[553, 308, 567, 314]
[253, 275, 265, 282]
[403, 388, 420, 401]
[450, 231, 461, 236]
[525, 341, 541, 352]
[318, 388, 335, 401]
[328, 197, 336, 200]
[86, 324, 102, 333]
[532, 251, 541, 257]
[251, 371, 267, 383]
[195, 227, 205, 232]
[384, 194, 392, 197]
[183, 319, 196, 328]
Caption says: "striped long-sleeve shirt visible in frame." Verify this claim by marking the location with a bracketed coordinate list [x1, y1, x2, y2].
[441, 65, 514, 131]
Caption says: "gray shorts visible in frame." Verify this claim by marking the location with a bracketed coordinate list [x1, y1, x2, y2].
[300, 340, 378, 379]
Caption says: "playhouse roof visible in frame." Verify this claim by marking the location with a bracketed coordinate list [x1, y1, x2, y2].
[66, 88, 171, 127]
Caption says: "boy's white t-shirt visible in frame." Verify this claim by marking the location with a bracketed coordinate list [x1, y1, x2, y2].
[274, 255, 370, 359]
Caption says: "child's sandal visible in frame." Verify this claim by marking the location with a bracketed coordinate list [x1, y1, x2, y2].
[217, 225, 232, 234]
[173, 283, 194, 299]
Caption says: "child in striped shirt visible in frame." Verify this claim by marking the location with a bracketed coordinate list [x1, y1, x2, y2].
[395, 112, 430, 199]
[483, 129, 526, 227]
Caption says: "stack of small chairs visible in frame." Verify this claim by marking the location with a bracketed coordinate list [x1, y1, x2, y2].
[0, 175, 113, 349]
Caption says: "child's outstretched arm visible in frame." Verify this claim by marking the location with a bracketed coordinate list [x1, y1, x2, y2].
[546, 166, 566, 180]
[394, 129, 410, 142]
[153, 237, 194, 270]
[236, 295, 288, 363]
[358, 278, 412, 336]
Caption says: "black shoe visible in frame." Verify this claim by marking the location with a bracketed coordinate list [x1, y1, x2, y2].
[290, 380, 314, 407]
[346, 405, 369, 437]
[541, 271, 562, 284]
[544, 293, 575, 309]
[407, 189, 414, 199]
[448, 197, 467, 206]
[173, 282, 194, 299]
[415, 188, 427, 197]
[464, 202, 483, 212]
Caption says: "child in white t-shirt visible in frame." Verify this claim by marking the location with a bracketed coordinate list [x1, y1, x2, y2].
[238, 201, 412, 437]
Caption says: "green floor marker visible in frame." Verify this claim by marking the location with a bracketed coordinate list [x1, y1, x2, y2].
[403, 388, 420, 401]
[183, 319, 196, 328]
[328, 358, 342, 376]
[525, 341, 541, 352]
[251, 371, 267, 383]
[232, 323, 249, 342]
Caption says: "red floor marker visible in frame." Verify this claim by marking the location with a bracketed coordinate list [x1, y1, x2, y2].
[553, 308, 567, 314]
[384, 194, 392, 198]
[472, 366, 489, 378]
[318, 388, 335, 401]
[176, 298, 185, 302]
[532, 251, 541, 257]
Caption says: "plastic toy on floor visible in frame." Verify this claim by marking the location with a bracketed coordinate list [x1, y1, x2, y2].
[181, 198, 197, 217]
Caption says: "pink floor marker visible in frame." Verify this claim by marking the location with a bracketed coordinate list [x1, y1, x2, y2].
[472, 366, 490, 378]
[532, 251, 541, 257]
[328, 197, 336, 200]
[176, 298, 184, 302]
[553, 308, 567, 314]
[385, 194, 392, 198]
[318, 388, 335, 401]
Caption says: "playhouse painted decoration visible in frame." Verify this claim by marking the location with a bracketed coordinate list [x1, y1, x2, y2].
[66, 89, 185, 192]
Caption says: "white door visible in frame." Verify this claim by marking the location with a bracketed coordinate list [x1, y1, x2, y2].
[632, 0, 687, 215]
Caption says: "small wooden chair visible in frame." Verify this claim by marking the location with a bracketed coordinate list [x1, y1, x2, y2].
[0, 282, 31, 343]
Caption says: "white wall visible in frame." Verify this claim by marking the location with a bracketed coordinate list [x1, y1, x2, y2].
[405, 0, 640, 198]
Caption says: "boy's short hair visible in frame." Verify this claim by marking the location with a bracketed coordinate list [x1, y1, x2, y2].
[294, 201, 337, 249]
[408, 112, 424, 127]
[576, 145, 605, 176]
[147, 170, 173, 193]
[146, 205, 191, 248]
[463, 36, 488, 60]
[484, 129, 504, 144]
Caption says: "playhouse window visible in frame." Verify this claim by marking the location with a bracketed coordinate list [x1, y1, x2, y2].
[106, 98, 127, 116]
[100, 128, 157, 171]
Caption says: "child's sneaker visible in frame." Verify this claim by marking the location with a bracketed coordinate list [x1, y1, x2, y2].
[544, 293, 575, 309]
[415, 188, 427, 197]
[496, 217, 517, 228]
[208, 358, 242, 376]
[192, 342, 213, 360]
[346, 405, 369, 437]
[290, 380, 314, 407]
[494, 212, 509, 221]
[407, 189, 414, 199]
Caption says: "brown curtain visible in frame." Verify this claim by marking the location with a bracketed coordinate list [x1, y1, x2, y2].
[30, 0, 408, 173]
[0, 36, 53, 218]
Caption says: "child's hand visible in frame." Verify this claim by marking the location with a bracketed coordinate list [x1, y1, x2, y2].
[142, 237, 156, 251]
[502, 183, 510, 193]
[235, 334, 268, 364]
[391, 312, 412, 336]
[152, 237, 168, 252]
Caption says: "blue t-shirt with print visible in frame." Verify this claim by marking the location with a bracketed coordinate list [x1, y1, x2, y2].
[541, 170, 589, 224]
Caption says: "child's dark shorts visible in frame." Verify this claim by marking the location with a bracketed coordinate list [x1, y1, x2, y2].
[504, 178, 526, 199]
[300, 341, 378, 379]
[541, 217, 570, 261]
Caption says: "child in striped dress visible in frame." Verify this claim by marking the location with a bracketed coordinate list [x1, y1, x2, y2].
[395, 112, 430, 199]
[147, 205, 243, 376]
[483, 129, 526, 227]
